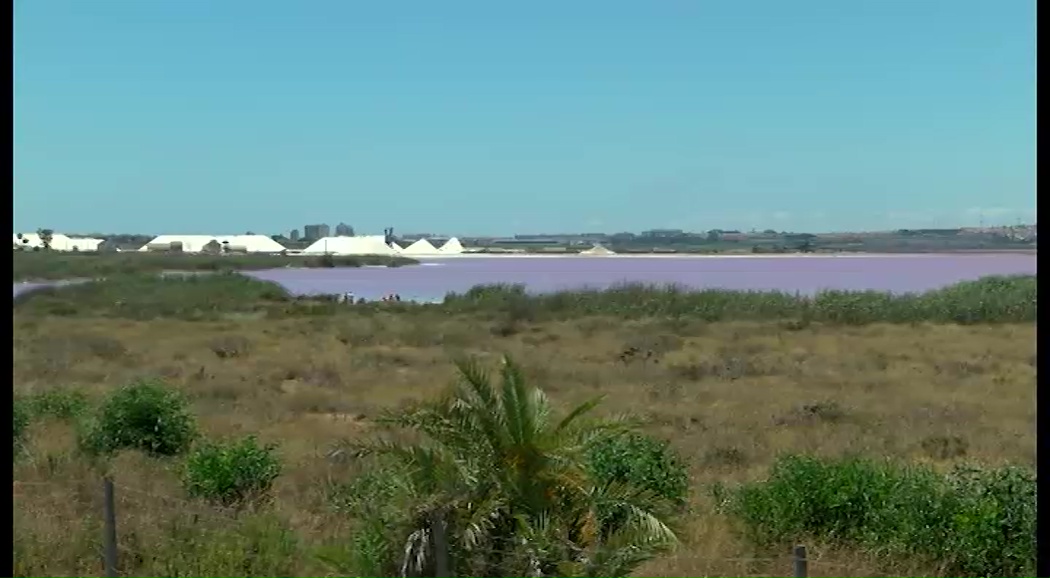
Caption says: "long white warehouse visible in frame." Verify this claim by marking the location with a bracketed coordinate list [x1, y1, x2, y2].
[139, 235, 287, 253]
[302, 236, 398, 256]
[14, 233, 105, 252]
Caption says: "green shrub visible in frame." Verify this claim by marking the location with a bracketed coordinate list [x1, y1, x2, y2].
[16, 273, 1036, 325]
[144, 512, 300, 576]
[80, 379, 197, 457]
[321, 516, 397, 578]
[717, 454, 1036, 577]
[183, 436, 282, 507]
[443, 275, 1037, 325]
[324, 460, 414, 577]
[585, 431, 690, 507]
[939, 464, 1037, 577]
[13, 397, 30, 455]
[28, 388, 91, 420]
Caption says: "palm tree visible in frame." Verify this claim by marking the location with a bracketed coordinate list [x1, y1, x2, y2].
[334, 356, 679, 577]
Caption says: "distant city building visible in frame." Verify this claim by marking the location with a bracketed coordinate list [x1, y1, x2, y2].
[335, 222, 355, 237]
[289, 229, 300, 241]
[641, 229, 685, 238]
[303, 224, 330, 241]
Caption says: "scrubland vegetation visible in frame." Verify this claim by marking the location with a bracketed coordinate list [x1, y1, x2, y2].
[12, 273, 1036, 577]
[12, 250, 415, 282]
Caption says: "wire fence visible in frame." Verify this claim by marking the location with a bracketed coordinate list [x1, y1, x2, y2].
[14, 477, 852, 578]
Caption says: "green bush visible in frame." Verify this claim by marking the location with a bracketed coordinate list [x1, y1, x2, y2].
[324, 460, 414, 577]
[137, 512, 299, 576]
[80, 379, 197, 457]
[16, 273, 1036, 325]
[28, 388, 91, 420]
[717, 454, 1036, 577]
[583, 431, 690, 544]
[183, 436, 282, 507]
[13, 397, 30, 455]
[443, 275, 1037, 325]
[318, 516, 397, 578]
[585, 431, 690, 507]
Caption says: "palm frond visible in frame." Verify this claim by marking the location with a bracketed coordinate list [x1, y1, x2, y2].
[399, 525, 432, 577]
[457, 494, 507, 550]
[453, 357, 513, 456]
[555, 395, 605, 433]
[575, 542, 658, 578]
[499, 358, 529, 446]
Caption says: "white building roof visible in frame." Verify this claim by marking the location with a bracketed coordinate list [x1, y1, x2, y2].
[65, 237, 104, 251]
[302, 235, 397, 255]
[217, 235, 286, 253]
[13, 234, 37, 249]
[402, 238, 440, 255]
[13, 233, 104, 252]
[140, 235, 224, 253]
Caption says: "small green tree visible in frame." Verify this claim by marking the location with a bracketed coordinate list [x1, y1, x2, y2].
[585, 431, 689, 507]
[183, 436, 281, 507]
[80, 379, 197, 457]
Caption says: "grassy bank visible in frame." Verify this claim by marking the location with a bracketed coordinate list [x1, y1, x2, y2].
[12, 250, 416, 281]
[14, 273, 295, 320]
[13, 272, 1038, 325]
[443, 275, 1037, 324]
[12, 273, 1036, 576]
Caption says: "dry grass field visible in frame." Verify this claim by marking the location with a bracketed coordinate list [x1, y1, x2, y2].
[13, 296, 1036, 576]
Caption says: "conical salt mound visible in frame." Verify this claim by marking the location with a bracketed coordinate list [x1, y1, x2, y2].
[402, 238, 440, 255]
[389, 242, 404, 252]
[580, 243, 616, 256]
[438, 237, 464, 254]
[303, 236, 397, 255]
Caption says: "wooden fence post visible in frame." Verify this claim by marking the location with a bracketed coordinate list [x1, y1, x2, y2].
[793, 544, 808, 578]
[103, 477, 118, 578]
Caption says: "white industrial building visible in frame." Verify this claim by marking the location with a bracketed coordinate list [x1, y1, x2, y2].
[140, 235, 223, 253]
[14, 232, 105, 252]
[139, 234, 287, 254]
[215, 235, 287, 253]
[302, 235, 398, 256]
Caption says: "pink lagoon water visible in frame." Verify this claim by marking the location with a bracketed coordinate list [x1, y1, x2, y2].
[13, 254, 1037, 302]
[244, 254, 1036, 302]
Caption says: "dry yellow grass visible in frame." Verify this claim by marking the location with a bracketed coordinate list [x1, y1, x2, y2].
[12, 311, 1036, 577]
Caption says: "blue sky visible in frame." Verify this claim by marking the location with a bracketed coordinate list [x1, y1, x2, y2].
[14, 0, 1035, 236]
